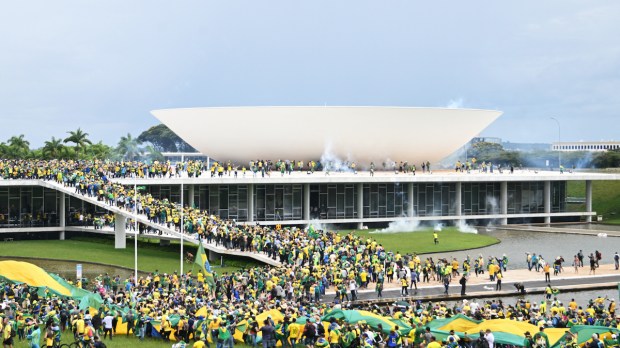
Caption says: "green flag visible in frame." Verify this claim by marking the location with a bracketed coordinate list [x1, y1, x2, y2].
[194, 243, 215, 288]
[308, 225, 320, 239]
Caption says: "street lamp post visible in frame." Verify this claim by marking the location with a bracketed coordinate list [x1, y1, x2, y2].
[180, 182, 184, 274]
[550, 117, 561, 169]
[134, 174, 138, 284]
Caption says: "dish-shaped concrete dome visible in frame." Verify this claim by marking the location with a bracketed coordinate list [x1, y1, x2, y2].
[151, 106, 502, 165]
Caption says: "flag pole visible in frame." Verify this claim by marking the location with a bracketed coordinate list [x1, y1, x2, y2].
[134, 171, 138, 285]
[180, 181, 184, 275]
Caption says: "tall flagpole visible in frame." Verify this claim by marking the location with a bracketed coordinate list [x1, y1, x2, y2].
[134, 172, 138, 284]
[180, 181, 184, 274]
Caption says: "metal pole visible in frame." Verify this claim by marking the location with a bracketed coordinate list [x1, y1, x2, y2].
[180, 182, 184, 274]
[134, 175, 138, 284]
[550, 117, 561, 168]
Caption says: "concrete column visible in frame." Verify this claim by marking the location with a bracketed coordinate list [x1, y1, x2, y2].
[188, 184, 195, 208]
[407, 183, 414, 218]
[585, 180, 593, 223]
[59, 192, 66, 240]
[544, 181, 551, 224]
[114, 213, 127, 249]
[303, 184, 310, 221]
[455, 182, 462, 216]
[247, 184, 255, 222]
[357, 183, 364, 229]
[500, 181, 508, 225]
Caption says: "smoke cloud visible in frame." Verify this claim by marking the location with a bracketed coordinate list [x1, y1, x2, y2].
[371, 219, 421, 233]
[446, 97, 464, 109]
[319, 142, 356, 172]
[456, 220, 478, 233]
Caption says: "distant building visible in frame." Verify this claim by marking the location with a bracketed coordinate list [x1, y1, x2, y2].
[551, 141, 620, 152]
[471, 137, 502, 145]
[161, 152, 208, 163]
[503, 142, 551, 152]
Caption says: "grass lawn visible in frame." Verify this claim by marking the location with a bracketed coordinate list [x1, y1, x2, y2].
[0, 236, 258, 275]
[337, 227, 499, 255]
[12, 335, 230, 348]
[567, 180, 620, 222]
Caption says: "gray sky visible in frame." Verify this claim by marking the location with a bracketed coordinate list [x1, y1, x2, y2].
[1, 1, 619, 148]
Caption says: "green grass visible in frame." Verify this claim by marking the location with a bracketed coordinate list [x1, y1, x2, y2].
[12, 335, 228, 348]
[567, 180, 620, 222]
[337, 227, 499, 254]
[0, 236, 257, 275]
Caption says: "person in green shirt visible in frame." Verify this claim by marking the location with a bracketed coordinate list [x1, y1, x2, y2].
[26, 319, 41, 348]
[523, 331, 534, 348]
[533, 327, 550, 348]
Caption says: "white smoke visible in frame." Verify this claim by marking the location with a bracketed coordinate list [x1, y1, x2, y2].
[446, 97, 464, 109]
[307, 220, 332, 232]
[487, 196, 499, 214]
[371, 219, 420, 233]
[456, 220, 478, 234]
[434, 223, 443, 232]
[320, 142, 355, 172]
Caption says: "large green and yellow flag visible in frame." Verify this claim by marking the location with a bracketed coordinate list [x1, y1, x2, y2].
[194, 243, 216, 288]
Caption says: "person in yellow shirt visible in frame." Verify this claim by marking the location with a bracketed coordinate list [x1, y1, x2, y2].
[427, 335, 442, 348]
[83, 321, 95, 344]
[74, 316, 85, 337]
[329, 326, 341, 347]
[193, 338, 207, 348]
[400, 277, 409, 296]
[287, 318, 300, 347]
[568, 299, 578, 313]
[2, 317, 13, 348]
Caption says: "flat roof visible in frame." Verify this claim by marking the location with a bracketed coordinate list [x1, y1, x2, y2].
[99, 169, 620, 186]
[1, 170, 617, 188]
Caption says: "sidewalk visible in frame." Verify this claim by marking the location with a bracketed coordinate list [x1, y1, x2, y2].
[326, 263, 620, 295]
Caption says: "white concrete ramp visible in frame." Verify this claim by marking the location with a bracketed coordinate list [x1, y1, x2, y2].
[31, 180, 282, 267]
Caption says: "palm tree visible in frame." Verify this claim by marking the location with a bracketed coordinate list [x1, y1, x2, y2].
[86, 141, 113, 160]
[116, 133, 142, 160]
[6, 134, 30, 158]
[42, 137, 64, 159]
[64, 128, 92, 158]
[141, 144, 164, 162]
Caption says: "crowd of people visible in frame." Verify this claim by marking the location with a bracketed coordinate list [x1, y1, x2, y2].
[0, 159, 618, 348]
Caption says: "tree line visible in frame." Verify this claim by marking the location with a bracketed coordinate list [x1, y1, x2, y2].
[467, 142, 620, 169]
[0, 124, 194, 161]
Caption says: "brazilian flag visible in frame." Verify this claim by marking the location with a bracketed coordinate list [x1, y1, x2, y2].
[308, 225, 320, 239]
[194, 243, 216, 288]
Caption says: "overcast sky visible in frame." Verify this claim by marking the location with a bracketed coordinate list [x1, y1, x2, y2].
[1, 1, 619, 148]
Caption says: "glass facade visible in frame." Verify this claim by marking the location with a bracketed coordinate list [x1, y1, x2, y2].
[255, 184, 303, 221]
[505, 181, 567, 214]
[507, 182, 544, 214]
[310, 184, 358, 219]
[461, 183, 501, 216]
[145, 185, 182, 203]
[210, 185, 248, 221]
[362, 183, 406, 218]
[67, 195, 109, 226]
[412, 183, 457, 217]
[147, 184, 249, 221]
[551, 181, 566, 213]
[0, 180, 570, 228]
[0, 186, 61, 227]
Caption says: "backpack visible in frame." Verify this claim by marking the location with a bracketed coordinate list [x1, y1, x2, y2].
[10, 326, 16, 338]
[316, 323, 325, 337]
